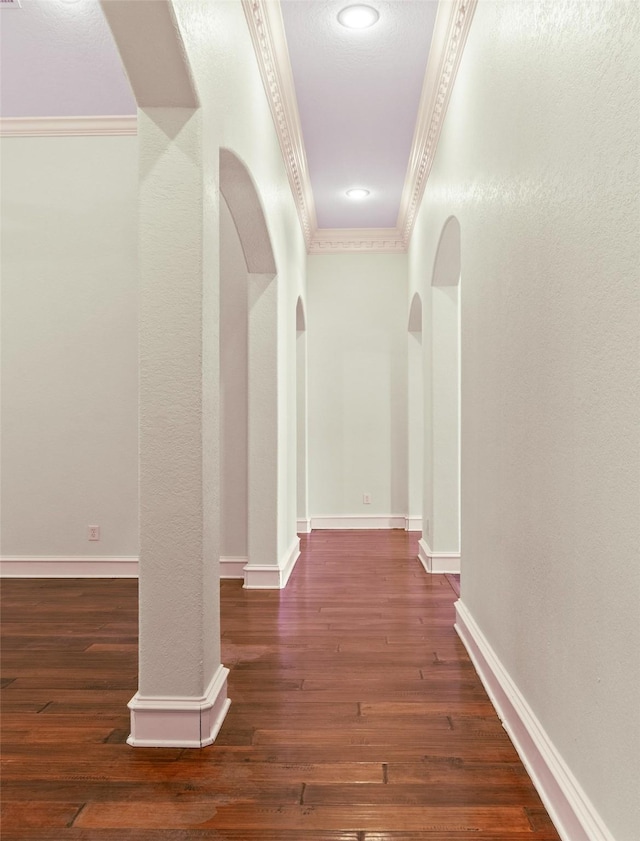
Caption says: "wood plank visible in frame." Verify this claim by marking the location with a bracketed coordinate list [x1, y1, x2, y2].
[302, 781, 545, 807]
[74, 802, 534, 831]
[0, 802, 84, 829]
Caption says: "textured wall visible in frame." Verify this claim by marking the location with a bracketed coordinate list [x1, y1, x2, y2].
[1, 135, 138, 559]
[409, 1, 640, 836]
[308, 253, 408, 519]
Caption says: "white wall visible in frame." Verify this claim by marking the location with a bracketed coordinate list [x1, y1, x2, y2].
[1, 134, 138, 560]
[308, 253, 408, 523]
[409, 1, 640, 837]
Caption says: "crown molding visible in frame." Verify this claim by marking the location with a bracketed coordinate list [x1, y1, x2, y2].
[309, 228, 406, 255]
[397, 0, 477, 242]
[242, 0, 316, 250]
[0, 115, 137, 137]
[243, 0, 477, 254]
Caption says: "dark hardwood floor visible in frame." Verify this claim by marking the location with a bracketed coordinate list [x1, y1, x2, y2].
[1, 530, 560, 839]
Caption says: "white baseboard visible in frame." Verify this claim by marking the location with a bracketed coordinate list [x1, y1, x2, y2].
[297, 518, 312, 534]
[219, 556, 248, 579]
[0, 556, 138, 578]
[405, 516, 422, 532]
[417, 538, 460, 574]
[243, 536, 300, 589]
[127, 664, 230, 748]
[311, 515, 407, 530]
[280, 536, 301, 586]
[455, 601, 614, 841]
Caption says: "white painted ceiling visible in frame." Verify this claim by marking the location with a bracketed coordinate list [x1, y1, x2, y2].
[0, 0, 438, 231]
[0, 0, 135, 117]
[280, 1, 436, 229]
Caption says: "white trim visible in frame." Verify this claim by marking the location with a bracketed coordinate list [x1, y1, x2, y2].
[405, 516, 423, 532]
[0, 556, 138, 578]
[455, 601, 615, 841]
[280, 536, 300, 587]
[243, 536, 300, 589]
[309, 228, 405, 255]
[297, 518, 312, 534]
[398, 0, 477, 242]
[311, 516, 407, 530]
[417, 538, 460, 574]
[219, 556, 248, 579]
[242, 0, 476, 253]
[242, 0, 316, 249]
[0, 115, 138, 137]
[127, 665, 230, 749]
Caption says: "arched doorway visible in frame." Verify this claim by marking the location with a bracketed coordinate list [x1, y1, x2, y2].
[219, 192, 249, 578]
[419, 216, 461, 576]
[219, 149, 283, 589]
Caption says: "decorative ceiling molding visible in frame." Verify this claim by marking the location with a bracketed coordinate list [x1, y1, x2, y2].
[0, 115, 137, 137]
[309, 228, 405, 255]
[397, 0, 477, 243]
[242, 0, 316, 250]
[244, 0, 477, 254]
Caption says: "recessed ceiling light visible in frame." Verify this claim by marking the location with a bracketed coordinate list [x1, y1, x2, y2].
[337, 5, 379, 29]
[346, 188, 370, 199]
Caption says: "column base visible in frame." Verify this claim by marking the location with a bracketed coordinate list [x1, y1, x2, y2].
[418, 538, 460, 574]
[243, 537, 300, 589]
[127, 664, 230, 748]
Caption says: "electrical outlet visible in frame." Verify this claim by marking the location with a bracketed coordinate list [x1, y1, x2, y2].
[88, 525, 100, 541]
[363, 493, 371, 504]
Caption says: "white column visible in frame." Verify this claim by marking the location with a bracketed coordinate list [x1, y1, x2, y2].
[244, 273, 284, 587]
[407, 332, 424, 531]
[219, 197, 249, 579]
[419, 284, 460, 574]
[128, 108, 229, 747]
[296, 328, 311, 533]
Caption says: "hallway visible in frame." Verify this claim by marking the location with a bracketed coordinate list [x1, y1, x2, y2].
[1, 531, 560, 839]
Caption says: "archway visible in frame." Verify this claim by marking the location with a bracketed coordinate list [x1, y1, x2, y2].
[407, 292, 424, 532]
[219, 149, 285, 589]
[219, 192, 249, 578]
[418, 216, 461, 575]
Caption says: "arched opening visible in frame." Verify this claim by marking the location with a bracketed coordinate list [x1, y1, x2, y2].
[219, 192, 249, 578]
[219, 149, 276, 276]
[419, 216, 461, 578]
[219, 148, 282, 588]
[296, 296, 310, 534]
[407, 292, 423, 532]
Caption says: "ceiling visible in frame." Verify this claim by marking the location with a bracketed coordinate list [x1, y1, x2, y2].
[0, 0, 135, 117]
[280, 1, 437, 230]
[0, 0, 465, 248]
